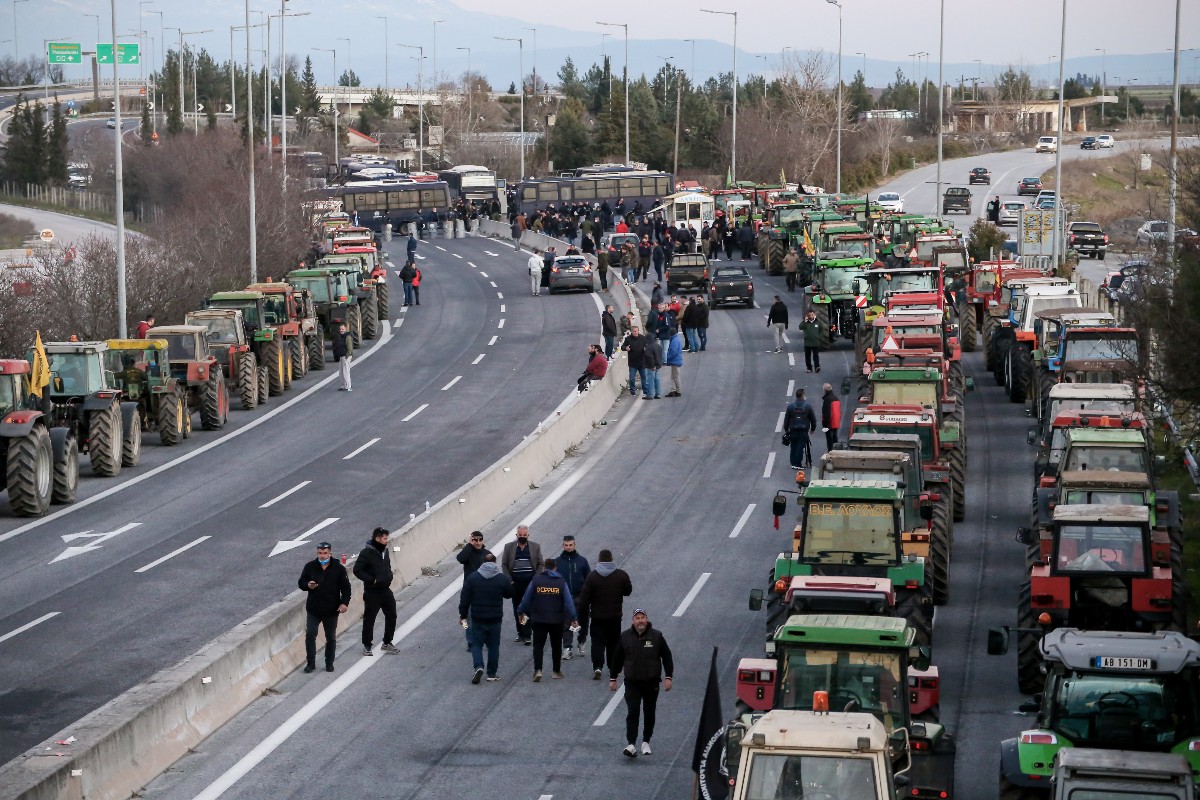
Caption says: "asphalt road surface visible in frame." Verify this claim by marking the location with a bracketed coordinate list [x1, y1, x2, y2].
[0, 232, 598, 764]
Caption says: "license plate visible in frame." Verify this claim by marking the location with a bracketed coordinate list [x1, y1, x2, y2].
[1093, 656, 1154, 670]
[726, 295, 740, 301]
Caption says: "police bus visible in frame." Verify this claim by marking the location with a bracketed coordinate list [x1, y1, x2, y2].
[514, 169, 673, 216]
[315, 180, 452, 232]
[438, 165, 506, 215]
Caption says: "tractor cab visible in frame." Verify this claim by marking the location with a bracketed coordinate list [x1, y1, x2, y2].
[44, 344, 110, 398]
[0, 360, 32, 417]
[1032, 410, 1148, 482]
[103, 339, 171, 401]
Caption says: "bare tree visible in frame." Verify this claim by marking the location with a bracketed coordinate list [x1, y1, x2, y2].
[1116, 116, 1159, 191]
[867, 116, 905, 176]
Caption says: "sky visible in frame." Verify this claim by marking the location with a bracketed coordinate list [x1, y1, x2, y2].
[28, 0, 1200, 89]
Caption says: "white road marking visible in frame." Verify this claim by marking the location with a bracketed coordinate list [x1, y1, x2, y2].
[401, 404, 428, 422]
[453, 253, 463, 259]
[485, 250, 499, 256]
[478, 271, 488, 278]
[343, 438, 381, 460]
[441, 376, 462, 391]
[472, 354, 486, 365]
[775, 412, 786, 433]
[781, 332, 790, 344]
[593, 688, 625, 727]
[729, 504, 757, 539]
[434, 245, 446, 251]
[487, 335, 499, 346]
[384, 261, 394, 268]
[763, 451, 776, 478]
[672, 572, 712, 617]
[135, 536, 211, 573]
[268, 517, 340, 558]
[51, 522, 142, 564]
[415, 254, 426, 260]
[786, 379, 795, 397]
[191, 383, 648, 799]
[489, 281, 497, 287]
[497, 319, 505, 328]
[787, 353, 795, 367]
[496, 292, 504, 299]
[259, 481, 311, 509]
[0, 612, 60, 645]
[399, 307, 408, 313]
[538, 795, 553, 800]
[500, 304, 506, 313]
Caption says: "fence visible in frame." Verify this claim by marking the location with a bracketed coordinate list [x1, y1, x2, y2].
[0, 182, 164, 225]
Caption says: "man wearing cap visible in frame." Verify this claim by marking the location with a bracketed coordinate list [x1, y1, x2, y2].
[353, 527, 398, 656]
[298, 542, 351, 673]
[611, 609, 673, 757]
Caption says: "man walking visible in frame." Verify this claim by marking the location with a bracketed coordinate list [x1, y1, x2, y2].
[767, 295, 789, 353]
[610, 609, 673, 758]
[695, 296, 709, 352]
[601, 305, 618, 359]
[821, 382, 841, 452]
[784, 389, 818, 469]
[501, 525, 543, 644]
[459, 553, 513, 683]
[621, 325, 648, 397]
[353, 527, 398, 656]
[783, 248, 799, 292]
[578, 549, 633, 681]
[516, 558, 578, 681]
[800, 309, 822, 372]
[527, 250, 543, 296]
[399, 260, 417, 307]
[556, 535, 590, 660]
[664, 331, 684, 397]
[406, 232, 418, 262]
[332, 322, 353, 392]
[298, 541, 351, 673]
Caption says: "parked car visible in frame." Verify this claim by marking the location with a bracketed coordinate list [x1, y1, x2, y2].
[1036, 136, 1058, 153]
[1017, 177, 1043, 196]
[942, 186, 972, 215]
[1080, 136, 1098, 150]
[998, 201, 1025, 227]
[1096, 134, 1115, 148]
[968, 167, 991, 185]
[1101, 260, 1148, 303]
[708, 265, 754, 308]
[547, 255, 594, 293]
[876, 191, 904, 213]
[106, 117, 117, 129]
[1136, 220, 1199, 247]
[664, 252, 710, 293]
[1068, 221, 1108, 259]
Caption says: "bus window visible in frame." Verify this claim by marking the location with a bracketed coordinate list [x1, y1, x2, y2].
[393, 192, 419, 209]
[655, 177, 671, 195]
[560, 185, 573, 201]
[521, 187, 537, 203]
[575, 183, 595, 199]
[420, 189, 439, 203]
[620, 178, 642, 193]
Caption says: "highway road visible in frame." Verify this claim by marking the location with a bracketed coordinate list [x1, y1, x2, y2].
[0, 232, 598, 763]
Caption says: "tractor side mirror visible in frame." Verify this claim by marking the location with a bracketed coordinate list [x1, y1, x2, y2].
[1026, 427, 1038, 446]
[1016, 527, 1034, 545]
[1154, 454, 1167, 475]
[909, 645, 931, 671]
[965, 376, 975, 392]
[52, 373, 63, 393]
[724, 723, 745, 779]
[104, 370, 117, 388]
[919, 501, 934, 521]
[852, 278, 862, 296]
[772, 493, 787, 517]
[840, 376, 851, 396]
[749, 588, 764, 611]
[987, 627, 1011, 656]
[1018, 697, 1041, 714]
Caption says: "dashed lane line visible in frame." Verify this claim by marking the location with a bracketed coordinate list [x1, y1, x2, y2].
[260, 481, 311, 509]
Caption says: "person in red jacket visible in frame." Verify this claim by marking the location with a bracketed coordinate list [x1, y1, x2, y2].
[135, 314, 156, 339]
[577, 343, 608, 392]
[821, 383, 841, 452]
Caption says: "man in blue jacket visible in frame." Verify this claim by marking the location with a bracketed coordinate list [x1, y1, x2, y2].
[556, 535, 590, 661]
[458, 553, 513, 684]
[517, 558, 578, 681]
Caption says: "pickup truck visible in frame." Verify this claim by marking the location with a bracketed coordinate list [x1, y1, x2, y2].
[665, 253, 711, 293]
[708, 264, 754, 307]
[1067, 221, 1108, 260]
[942, 187, 972, 215]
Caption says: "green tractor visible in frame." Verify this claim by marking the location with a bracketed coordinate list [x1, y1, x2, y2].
[104, 339, 189, 445]
[314, 256, 381, 342]
[286, 267, 363, 347]
[203, 290, 292, 396]
[755, 204, 808, 273]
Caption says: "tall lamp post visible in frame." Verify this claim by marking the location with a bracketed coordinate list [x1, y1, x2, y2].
[178, 29, 210, 135]
[1050, 0, 1067, 273]
[243, 0, 257, 283]
[683, 38, 696, 85]
[936, 0, 947, 215]
[431, 18, 443, 88]
[12, 0, 27, 60]
[109, 0, 126, 336]
[1095, 48, 1106, 121]
[376, 15, 388, 97]
[524, 26, 537, 93]
[596, 21, 628, 165]
[493, 37, 522, 176]
[148, 9, 163, 131]
[457, 46, 471, 137]
[1166, 0, 1181, 252]
[312, 46, 337, 175]
[398, 43, 424, 171]
[700, 9, 737, 183]
[855, 51, 866, 83]
[826, 0, 843, 193]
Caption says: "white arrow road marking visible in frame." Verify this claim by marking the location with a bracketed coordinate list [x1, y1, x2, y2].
[51, 523, 141, 564]
[268, 517, 339, 558]
[484, 250, 499, 256]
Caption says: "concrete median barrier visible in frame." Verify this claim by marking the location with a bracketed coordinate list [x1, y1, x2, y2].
[0, 356, 628, 800]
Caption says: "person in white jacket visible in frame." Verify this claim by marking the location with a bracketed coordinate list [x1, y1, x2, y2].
[528, 251, 543, 297]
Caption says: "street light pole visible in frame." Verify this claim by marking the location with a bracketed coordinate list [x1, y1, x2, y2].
[1095, 48, 1106, 121]
[493, 37, 522, 177]
[244, 0, 257, 283]
[398, 44, 424, 171]
[855, 51, 866, 84]
[110, 0, 126, 337]
[699, 10, 737, 183]
[376, 16, 388, 97]
[12, 0, 27, 61]
[229, 26, 237, 117]
[312, 48, 336, 172]
[1167, 0, 1181, 251]
[524, 27, 537, 93]
[936, 0, 945, 216]
[84, 13, 100, 46]
[148, 10, 163, 131]
[432, 18, 444, 89]
[826, 0, 842, 194]
[1050, 0, 1067, 273]
[457, 46, 471, 137]
[683, 38, 696, 85]
[596, 21, 629, 164]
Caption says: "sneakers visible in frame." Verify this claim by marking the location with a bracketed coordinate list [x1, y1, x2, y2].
[472, 668, 484, 685]
[523, 638, 532, 646]
[623, 744, 638, 759]
[577, 643, 587, 656]
[533, 671, 543, 682]
[363, 646, 374, 656]
[563, 647, 573, 661]
[552, 671, 565, 679]
[774, 348, 783, 353]
[593, 668, 603, 680]
[380, 643, 399, 654]
[514, 635, 524, 643]
[326, 664, 335, 672]
[486, 675, 501, 682]
[303, 663, 316, 673]
[641, 741, 652, 756]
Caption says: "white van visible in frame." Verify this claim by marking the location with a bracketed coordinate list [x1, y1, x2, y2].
[1036, 136, 1058, 154]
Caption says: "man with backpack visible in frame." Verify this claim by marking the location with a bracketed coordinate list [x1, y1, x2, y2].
[783, 388, 818, 469]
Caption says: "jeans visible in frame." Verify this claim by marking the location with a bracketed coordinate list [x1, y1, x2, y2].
[591, 617, 622, 673]
[305, 613, 337, 667]
[510, 578, 533, 638]
[599, 269, 609, 290]
[642, 368, 660, 398]
[468, 619, 502, 677]
[659, 338, 671, 360]
[562, 597, 587, 647]
[653, 263, 664, 282]
[604, 335, 615, 359]
[624, 679, 661, 744]
[685, 328, 700, 352]
[785, 272, 797, 291]
[804, 346, 821, 370]
[773, 323, 786, 350]
[531, 621, 564, 671]
[412, 285, 420, 305]
[403, 282, 414, 305]
[789, 434, 812, 469]
[362, 589, 397, 647]
[628, 365, 644, 395]
[698, 329, 707, 350]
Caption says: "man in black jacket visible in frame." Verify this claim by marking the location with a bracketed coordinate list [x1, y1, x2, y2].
[332, 323, 353, 392]
[459, 553, 513, 683]
[455, 531, 491, 579]
[298, 542, 351, 673]
[601, 305, 618, 359]
[767, 295, 789, 353]
[695, 296, 710, 352]
[578, 549, 633, 680]
[620, 326, 648, 397]
[353, 527, 398, 656]
[610, 609, 674, 758]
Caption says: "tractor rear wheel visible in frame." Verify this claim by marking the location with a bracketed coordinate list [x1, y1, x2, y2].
[1008, 344, 1031, 403]
[159, 391, 184, 445]
[1017, 582, 1042, 694]
[813, 304, 833, 349]
[950, 445, 966, 522]
[982, 316, 998, 368]
[5, 425, 52, 516]
[960, 303, 978, 351]
[282, 342, 294, 390]
[949, 359, 965, 398]
[348, 306, 363, 348]
[88, 403, 122, 477]
[992, 335, 1012, 386]
[237, 352, 258, 410]
[52, 433, 78, 505]
[1036, 370, 1056, 422]
[201, 372, 227, 430]
[256, 365, 270, 405]
[766, 241, 785, 275]
[264, 339, 285, 396]
[376, 282, 389, 319]
[929, 503, 952, 606]
[308, 329, 326, 370]
[361, 295, 379, 340]
[121, 408, 142, 467]
[291, 334, 308, 378]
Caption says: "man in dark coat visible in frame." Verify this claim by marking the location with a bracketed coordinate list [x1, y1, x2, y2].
[821, 382, 841, 452]
[601, 305, 618, 359]
[459, 553, 513, 683]
[332, 322, 353, 392]
[353, 527, 398, 655]
[501, 525, 543, 643]
[736, 221, 755, 261]
[767, 295, 789, 353]
[556, 535, 591, 658]
[298, 541, 351, 672]
[610, 609, 674, 758]
[694, 296, 710, 351]
[516, 558, 578, 680]
[577, 548, 633, 680]
[621, 326, 648, 397]
[456, 531, 491, 578]
[784, 388, 819, 469]
[541, 246, 556, 288]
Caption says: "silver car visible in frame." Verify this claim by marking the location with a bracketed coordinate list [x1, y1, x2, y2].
[547, 255, 594, 293]
[998, 201, 1025, 227]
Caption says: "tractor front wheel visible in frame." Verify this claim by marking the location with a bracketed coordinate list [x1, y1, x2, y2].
[348, 306, 363, 348]
[237, 352, 258, 410]
[960, 304, 978, 351]
[1008, 344, 1031, 404]
[159, 391, 184, 445]
[264, 339, 285, 396]
[361, 296, 379, 340]
[5, 424, 53, 516]
[88, 403, 123, 477]
[813, 304, 833, 349]
[308, 329, 326, 370]
[291, 334, 308, 378]
[201, 371, 227, 430]
[257, 365, 270, 405]
[1017, 582, 1042, 694]
[51, 433, 78, 505]
[376, 282, 390, 319]
[121, 407, 142, 467]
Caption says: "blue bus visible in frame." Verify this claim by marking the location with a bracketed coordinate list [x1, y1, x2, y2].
[317, 181, 452, 232]
[515, 171, 673, 216]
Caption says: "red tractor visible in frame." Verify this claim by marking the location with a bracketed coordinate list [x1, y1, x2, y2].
[0, 360, 79, 515]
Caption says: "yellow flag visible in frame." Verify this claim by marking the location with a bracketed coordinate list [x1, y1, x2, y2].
[802, 228, 815, 256]
[780, 168, 787, 185]
[29, 330, 50, 398]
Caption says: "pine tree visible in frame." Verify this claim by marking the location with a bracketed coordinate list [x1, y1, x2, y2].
[46, 100, 69, 183]
[165, 51, 184, 136]
[298, 56, 320, 135]
[1, 95, 49, 188]
[139, 101, 153, 144]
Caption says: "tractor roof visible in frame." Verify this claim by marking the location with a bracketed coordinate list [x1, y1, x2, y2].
[245, 282, 293, 294]
[1048, 383, 1135, 401]
[1051, 503, 1149, 525]
[1041, 628, 1200, 673]
[1066, 428, 1148, 445]
[788, 575, 895, 597]
[821, 450, 910, 471]
[804, 478, 901, 501]
[146, 325, 207, 336]
[1050, 410, 1144, 430]
[43, 341, 108, 353]
[848, 432, 923, 453]
[210, 291, 264, 302]
[107, 338, 168, 351]
[287, 269, 332, 279]
[868, 366, 943, 382]
[775, 613, 913, 649]
[853, 405, 937, 423]
[188, 308, 245, 321]
[1058, 470, 1151, 490]
[740, 709, 889, 754]
[1025, 284, 1081, 298]
[1035, 306, 1113, 323]
[0, 359, 31, 374]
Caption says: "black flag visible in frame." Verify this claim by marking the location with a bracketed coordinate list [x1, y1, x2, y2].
[693, 647, 729, 800]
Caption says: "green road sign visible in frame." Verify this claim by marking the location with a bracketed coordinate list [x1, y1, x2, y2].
[47, 42, 82, 64]
[96, 43, 140, 65]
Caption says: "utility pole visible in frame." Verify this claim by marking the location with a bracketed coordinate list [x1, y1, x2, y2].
[827, 0, 842, 194]
[1050, 0, 1067, 273]
[399, 43, 425, 171]
[245, 0, 257, 283]
[936, 0, 946, 216]
[700, 10, 737, 182]
[1166, 0, 1181, 253]
[596, 21, 629, 165]
[673, 71, 682, 177]
[457, 46, 471, 139]
[110, 0, 126, 337]
[493, 37, 521, 177]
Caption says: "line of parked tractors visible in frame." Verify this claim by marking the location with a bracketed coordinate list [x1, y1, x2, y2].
[0, 212, 387, 518]
[699, 200, 1195, 799]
